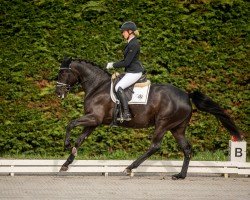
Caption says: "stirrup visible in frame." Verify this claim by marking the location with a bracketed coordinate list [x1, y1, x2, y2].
[123, 113, 131, 121]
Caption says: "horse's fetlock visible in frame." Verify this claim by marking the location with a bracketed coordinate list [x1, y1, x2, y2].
[184, 148, 192, 158]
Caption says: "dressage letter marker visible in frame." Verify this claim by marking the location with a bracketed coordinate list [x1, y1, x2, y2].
[229, 140, 247, 162]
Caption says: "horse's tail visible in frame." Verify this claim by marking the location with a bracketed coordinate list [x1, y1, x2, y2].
[189, 91, 242, 141]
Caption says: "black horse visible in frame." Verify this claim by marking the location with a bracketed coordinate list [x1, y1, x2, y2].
[55, 57, 242, 179]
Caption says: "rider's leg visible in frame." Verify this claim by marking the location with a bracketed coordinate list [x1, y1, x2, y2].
[115, 72, 143, 92]
[115, 72, 142, 121]
[116, 87, 131, 121]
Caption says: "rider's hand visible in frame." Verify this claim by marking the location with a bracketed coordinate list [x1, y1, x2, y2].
[106, 62, 114, 69]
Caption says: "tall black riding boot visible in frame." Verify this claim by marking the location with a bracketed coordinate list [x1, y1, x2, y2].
[116, 87, 132, 121]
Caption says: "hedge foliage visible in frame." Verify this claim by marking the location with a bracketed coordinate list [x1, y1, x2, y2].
[0, 0, 249, 158]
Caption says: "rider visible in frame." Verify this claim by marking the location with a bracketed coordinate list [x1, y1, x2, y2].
[106, 21, 144, 121]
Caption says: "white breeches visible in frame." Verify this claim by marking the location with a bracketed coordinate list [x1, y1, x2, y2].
[115, 72, 142, 92]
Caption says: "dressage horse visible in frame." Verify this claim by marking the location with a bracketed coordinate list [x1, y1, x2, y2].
[55, 58, 242, 179]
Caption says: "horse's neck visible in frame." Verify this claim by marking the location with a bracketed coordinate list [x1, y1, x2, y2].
[78, 63, 110, 97]
[84, 76, 110, 97]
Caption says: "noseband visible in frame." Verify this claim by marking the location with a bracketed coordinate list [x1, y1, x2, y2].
[56, 81, 71, 90]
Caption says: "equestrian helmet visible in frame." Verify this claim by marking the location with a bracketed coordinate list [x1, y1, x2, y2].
[120, 21, 137, 31]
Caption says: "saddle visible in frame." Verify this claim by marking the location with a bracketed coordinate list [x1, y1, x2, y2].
[110, 72, 150, 125]
[111, 72, 149, 102]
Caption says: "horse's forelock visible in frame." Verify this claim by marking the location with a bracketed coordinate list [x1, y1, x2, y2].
[61, 57, 72, 68]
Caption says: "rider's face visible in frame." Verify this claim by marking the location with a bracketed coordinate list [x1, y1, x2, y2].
[122, 30, 131, 40]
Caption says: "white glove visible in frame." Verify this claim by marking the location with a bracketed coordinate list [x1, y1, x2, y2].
[106, 62, 114, 69]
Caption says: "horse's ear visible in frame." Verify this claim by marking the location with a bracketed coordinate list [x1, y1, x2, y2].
[61, 57, 72, 68]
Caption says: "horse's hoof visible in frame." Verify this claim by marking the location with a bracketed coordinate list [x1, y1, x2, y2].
[123, 168, 132, 176]
[123, 168, 134, 177]
[172, 173, 186, 180]
[59, 165, 68, 172]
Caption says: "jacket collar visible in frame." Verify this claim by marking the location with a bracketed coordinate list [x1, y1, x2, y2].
[127, 36, 136, 43]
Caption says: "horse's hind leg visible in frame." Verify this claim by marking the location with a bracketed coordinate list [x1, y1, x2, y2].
[171, 125, 191, 180]
[124, 123, 166, 175]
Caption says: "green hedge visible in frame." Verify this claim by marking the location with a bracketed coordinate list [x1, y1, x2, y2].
[0, 0, 249, 158]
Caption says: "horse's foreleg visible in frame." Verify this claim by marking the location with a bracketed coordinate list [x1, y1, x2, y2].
[125, 126, 165, 175]
[64, 114, 100, 149]
[124, 143, 161, 176]
[64, 119, 78, 150]
[60, 114, 100, 172]
[171, 126, 191, 180]
[64, 114, 100, 150]
[60, 126, 96, 172]
[75, 126, 96, 148]
[60, 153, 75, 172]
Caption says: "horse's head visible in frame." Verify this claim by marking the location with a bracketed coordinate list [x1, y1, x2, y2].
[56, 57, 78, 99]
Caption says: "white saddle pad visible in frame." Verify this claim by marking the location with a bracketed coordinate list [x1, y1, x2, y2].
[110, 81, 151, 104]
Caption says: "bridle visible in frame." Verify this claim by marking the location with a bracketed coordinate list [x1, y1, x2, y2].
[56, 65, 89, 91]
[56, 67, 73, 91]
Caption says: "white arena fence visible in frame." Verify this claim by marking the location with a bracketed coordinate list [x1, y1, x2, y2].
[0, 160, 249, 177]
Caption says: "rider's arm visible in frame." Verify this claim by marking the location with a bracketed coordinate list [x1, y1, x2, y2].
[113, 43, 139, 68]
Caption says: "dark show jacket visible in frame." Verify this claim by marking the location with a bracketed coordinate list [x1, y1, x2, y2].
[113, 37, 144, 73]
